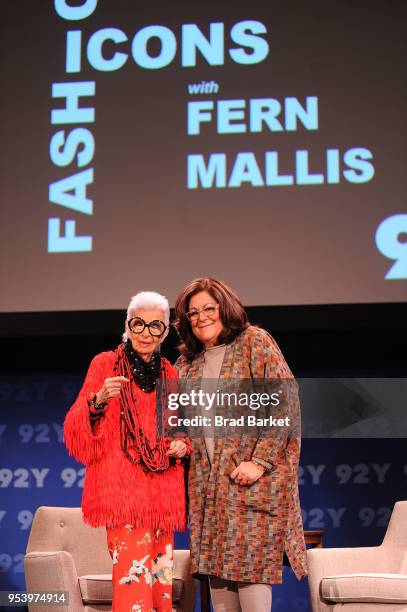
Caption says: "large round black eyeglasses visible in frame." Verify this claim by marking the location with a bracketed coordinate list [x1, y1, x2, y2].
[127, 317, 167, 337]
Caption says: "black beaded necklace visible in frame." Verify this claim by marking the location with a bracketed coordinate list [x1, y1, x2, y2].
[124, 339, 161, 393]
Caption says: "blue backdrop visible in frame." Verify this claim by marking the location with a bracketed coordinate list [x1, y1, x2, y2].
[0, 373, 404, 611]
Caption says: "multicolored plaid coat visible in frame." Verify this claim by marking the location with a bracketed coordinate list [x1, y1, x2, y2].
[175, 326, 307, 584]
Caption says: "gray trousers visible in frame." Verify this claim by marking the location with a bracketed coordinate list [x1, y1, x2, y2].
[209, 577, 272, 612]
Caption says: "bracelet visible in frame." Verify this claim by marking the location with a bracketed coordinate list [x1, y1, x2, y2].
[251, 457, 273, 472]
[87, 393, 107, 417]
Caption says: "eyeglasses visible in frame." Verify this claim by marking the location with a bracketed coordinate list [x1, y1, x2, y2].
[186, 303, 219, 322]
[127, 317, 167, 337]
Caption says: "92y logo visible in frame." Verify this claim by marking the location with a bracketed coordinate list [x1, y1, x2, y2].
[376, 214, 407, 279]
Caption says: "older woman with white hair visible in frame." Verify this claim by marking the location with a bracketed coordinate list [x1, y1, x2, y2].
[64, 291, 189, 612]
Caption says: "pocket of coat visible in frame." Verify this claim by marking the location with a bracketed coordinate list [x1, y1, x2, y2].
[227, 473, 278, 515]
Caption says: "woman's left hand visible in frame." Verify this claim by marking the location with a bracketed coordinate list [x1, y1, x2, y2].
[167, 440, 188, 458]
[230, 461, 265, 486]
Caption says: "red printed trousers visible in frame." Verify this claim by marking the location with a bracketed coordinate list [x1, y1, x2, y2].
[107, 525, 174, 612]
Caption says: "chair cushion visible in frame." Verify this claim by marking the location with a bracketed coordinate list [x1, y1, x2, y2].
[79, 574, 184, 604]
[79, 574, 112, 604]
[321, 573, 407, 604]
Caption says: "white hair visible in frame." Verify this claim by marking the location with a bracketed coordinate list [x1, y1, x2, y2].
[122, 291, 170, 342]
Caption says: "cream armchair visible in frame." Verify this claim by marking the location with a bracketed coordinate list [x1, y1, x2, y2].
[24, 506, 195, 612]
[307, 500, 407, 611]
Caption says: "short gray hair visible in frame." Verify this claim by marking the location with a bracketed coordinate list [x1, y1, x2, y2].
[122, 291, 170, 342]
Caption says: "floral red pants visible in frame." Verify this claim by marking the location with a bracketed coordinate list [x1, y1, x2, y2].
[107, 525, 174, 612]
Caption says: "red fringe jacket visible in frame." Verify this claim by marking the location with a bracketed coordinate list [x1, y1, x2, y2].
[64, 350, 187, 532]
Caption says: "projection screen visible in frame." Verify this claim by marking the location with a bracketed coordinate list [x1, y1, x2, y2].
[1, 0, 406, 312]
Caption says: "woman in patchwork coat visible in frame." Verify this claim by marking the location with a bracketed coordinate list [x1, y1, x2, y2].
[174, 278, 307, 612]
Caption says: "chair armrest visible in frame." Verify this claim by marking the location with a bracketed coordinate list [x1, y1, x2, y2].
[24, 550, 84, 611]
[173, 549, 195, 612]
[307, 545, 388, 612]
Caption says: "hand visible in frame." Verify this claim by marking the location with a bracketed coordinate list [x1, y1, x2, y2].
[230, 461, 265, 486]
[167, 440, 188, 458]
[96, 376, 129, 405]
